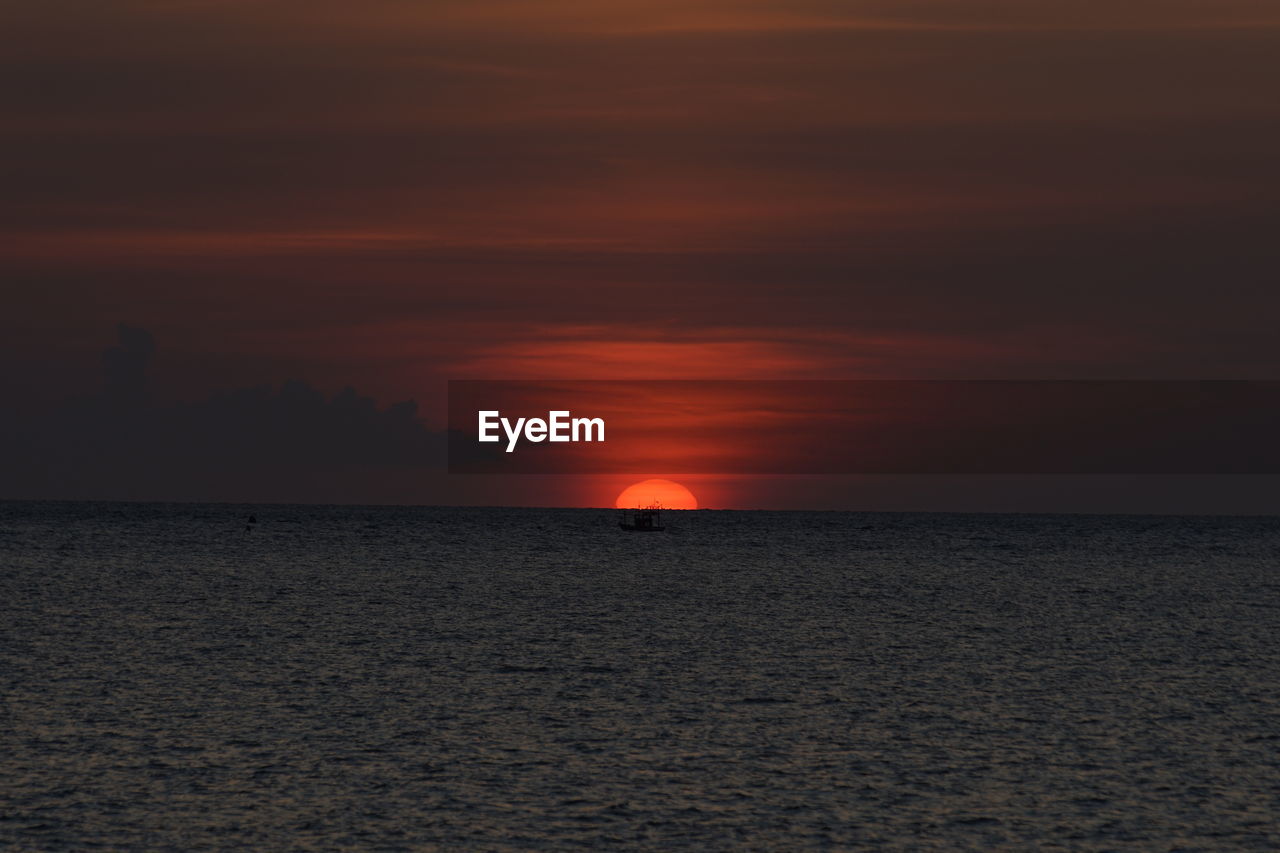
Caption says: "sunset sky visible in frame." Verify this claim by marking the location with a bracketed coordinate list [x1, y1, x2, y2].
[3, 1, 1279, 509]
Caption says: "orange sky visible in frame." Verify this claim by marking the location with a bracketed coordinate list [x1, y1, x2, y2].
[2, 1, 1279, 506]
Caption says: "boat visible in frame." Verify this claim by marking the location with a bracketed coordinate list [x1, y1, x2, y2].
[619, 502, 666, 532]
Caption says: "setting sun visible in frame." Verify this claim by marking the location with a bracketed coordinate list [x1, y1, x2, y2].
[615, 479, 698, 510]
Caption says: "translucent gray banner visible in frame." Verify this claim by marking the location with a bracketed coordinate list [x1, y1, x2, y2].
[448, 380, 1280, 474]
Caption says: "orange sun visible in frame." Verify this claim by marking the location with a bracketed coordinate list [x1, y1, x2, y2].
[615, 479, 698, 510]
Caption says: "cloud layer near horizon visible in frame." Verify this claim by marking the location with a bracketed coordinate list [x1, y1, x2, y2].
[0, 326, 440, 501]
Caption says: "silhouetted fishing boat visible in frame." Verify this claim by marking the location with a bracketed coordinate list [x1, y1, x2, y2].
[619, 502, 665, 532]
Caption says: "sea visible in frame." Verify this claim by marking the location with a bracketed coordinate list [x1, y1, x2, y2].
[2, 502, 1279, 850]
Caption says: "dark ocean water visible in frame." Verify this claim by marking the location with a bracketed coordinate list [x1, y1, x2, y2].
[2, 502, 1280, 850]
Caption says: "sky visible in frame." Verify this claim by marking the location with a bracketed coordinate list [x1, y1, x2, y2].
[3, 1, 1279, 509]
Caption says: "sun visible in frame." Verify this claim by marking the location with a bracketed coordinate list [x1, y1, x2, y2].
[615, 479, 698, 510]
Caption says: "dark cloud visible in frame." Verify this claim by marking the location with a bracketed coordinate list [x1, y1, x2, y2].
[0, 328, 442, 501]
